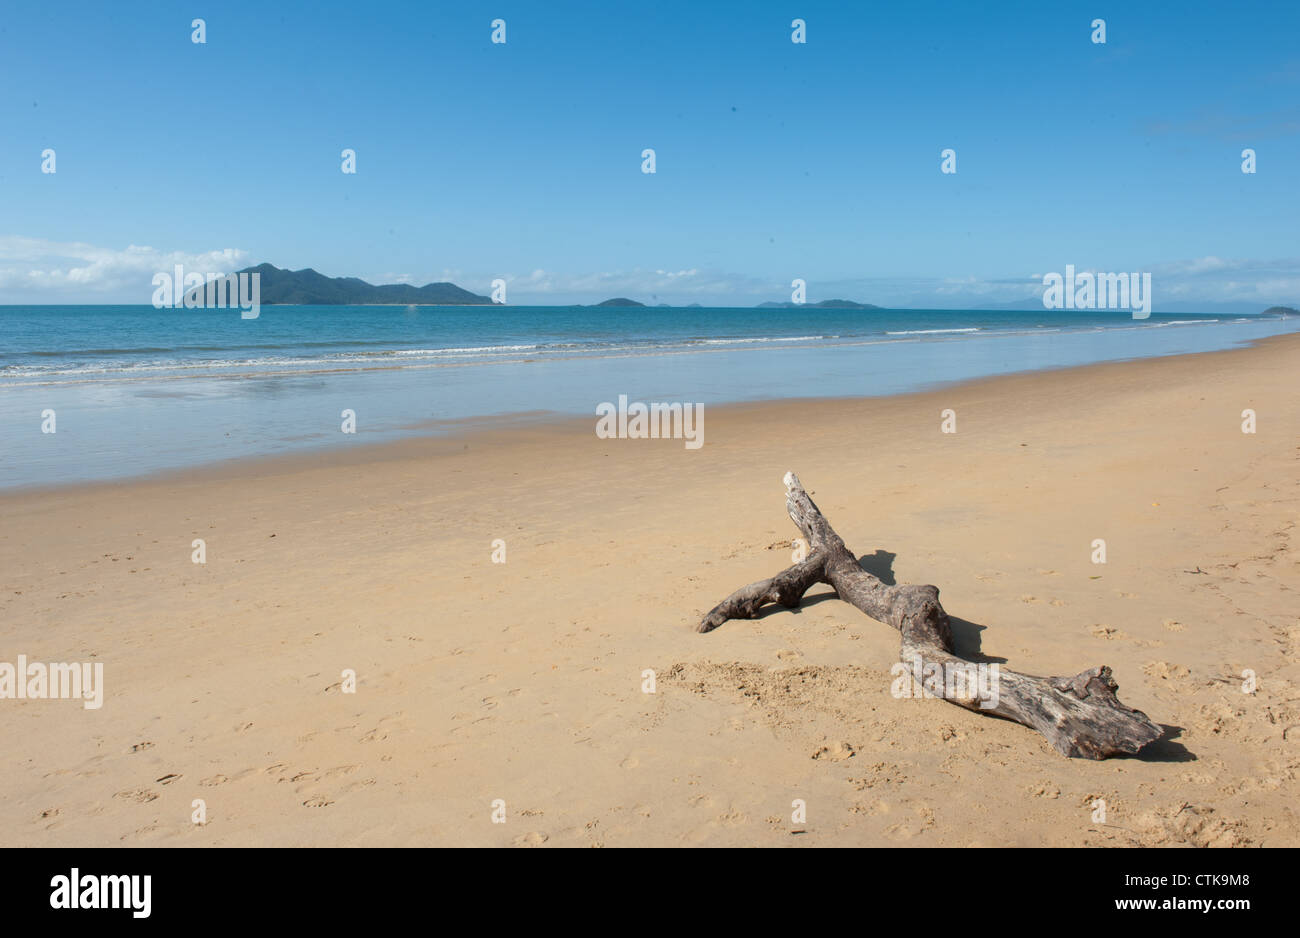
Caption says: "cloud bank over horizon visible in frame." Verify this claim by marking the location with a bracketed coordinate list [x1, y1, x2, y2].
[1, 237, 1296, 312]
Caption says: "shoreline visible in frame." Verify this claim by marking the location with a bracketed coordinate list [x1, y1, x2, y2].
[4, 329, 1297, 499]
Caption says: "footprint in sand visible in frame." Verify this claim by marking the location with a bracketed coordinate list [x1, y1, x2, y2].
[884, 822, 918, 841]
[114, 788, 159, 804]
[1144, 660, 1193, 691]
[513, 831, 548, 846]
[812, 741, 856, 762]
[715, 809, 746, 827]
[360, 713, 406, 743]
[1091, 625, 1128, 641]
[127, 824, 167, 842]
[302, 795, 334, 808]
[851, 799, 890, 816]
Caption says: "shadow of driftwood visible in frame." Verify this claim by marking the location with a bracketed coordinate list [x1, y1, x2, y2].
[856, 551, 1005, 663]
[752, 588, 838, 619]
[857, 549, 897, 585]
[1125, 725, 1195, 762]
[946, 616, 1007, 664]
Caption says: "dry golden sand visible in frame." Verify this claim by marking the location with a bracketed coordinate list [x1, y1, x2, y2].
[1, 334, 1297, 847]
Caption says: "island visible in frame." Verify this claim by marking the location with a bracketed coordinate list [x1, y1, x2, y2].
[184, 263, 492, 305]
[593, 298, 646, 307]
[1263, 306, 1297, 316]
[757, 299, 883, 309]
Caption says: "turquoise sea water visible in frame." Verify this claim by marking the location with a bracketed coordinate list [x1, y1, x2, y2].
[1, 304, 1296, 489]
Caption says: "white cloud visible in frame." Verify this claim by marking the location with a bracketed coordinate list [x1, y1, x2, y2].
[0, 237, 251, 302]
[485, 267, 780, 303]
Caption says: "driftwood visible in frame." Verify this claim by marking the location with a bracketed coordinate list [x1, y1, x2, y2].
[698, 473, 1163, 759]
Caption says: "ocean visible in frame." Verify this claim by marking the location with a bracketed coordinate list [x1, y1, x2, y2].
[1, 304, 1296, 489]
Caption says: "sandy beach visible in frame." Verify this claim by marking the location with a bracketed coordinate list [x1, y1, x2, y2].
[2, 333, 1296, 847]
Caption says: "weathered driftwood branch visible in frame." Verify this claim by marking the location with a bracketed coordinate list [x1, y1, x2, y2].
[698, 472, 1163, 759]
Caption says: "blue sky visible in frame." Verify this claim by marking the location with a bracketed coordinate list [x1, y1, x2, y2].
[1, 0, 1297, 308]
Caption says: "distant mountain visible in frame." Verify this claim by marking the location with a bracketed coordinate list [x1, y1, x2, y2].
[757, 299, 882, 309]
[985, 298, 1296, 314]
[184, 263, 492, 305]
[1263, 306, 1298, 316]
[594, 297, 645, 307]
